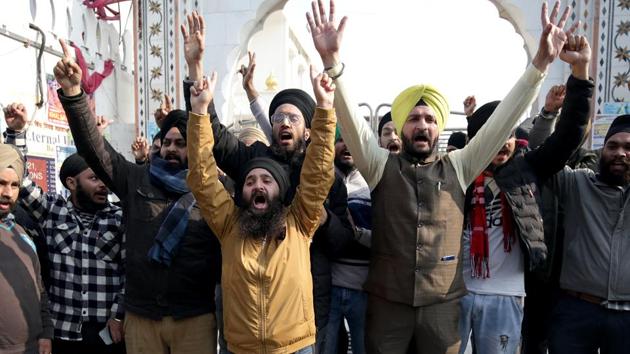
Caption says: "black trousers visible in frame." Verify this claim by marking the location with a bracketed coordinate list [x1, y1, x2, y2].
[52, 322, 126, 354]
[548, 294, 630, 354]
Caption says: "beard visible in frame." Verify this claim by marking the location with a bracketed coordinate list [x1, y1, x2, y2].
[0, 197, 16, 218]
[599, 156, 630, 186]
[271, 135, 307, 168]
[402, 133, 438, 161]
[238, 196, 286, 240]
[334, 155, 355, 175]
[75, 183, 107, 213]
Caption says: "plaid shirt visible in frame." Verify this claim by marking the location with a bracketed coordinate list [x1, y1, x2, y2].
[19, 178, 125, 341]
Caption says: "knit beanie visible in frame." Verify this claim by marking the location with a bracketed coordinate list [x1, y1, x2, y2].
[604, 114, 630, 142]
[467, 101, 501, 139]
[236, 157, 290, 207]
[59, 153, 89, 188]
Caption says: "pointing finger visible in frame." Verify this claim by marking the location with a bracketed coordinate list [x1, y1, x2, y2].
[59, 39, 71, 58]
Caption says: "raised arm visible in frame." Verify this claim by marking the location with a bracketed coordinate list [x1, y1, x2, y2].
[53, 39, 138, 198]
[3, 102, 30, 154]
[186, 73, 237, 240]
[291, 67, 337, 237]
[449, 1, 578, 191]
[181, 12, 265, 180]
[307, 0, 388, 191]
[526, 34, 593, 180]
[238, 51, 273, 141]
[527, 85, 565, 148]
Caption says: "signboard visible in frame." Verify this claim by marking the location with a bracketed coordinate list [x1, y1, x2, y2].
[55, 145, 77, 198]
[25, 155, 56, 194]
[46, 74, 69, 127]
[591, 115, 617, 150]
[603, 102, 630, 115]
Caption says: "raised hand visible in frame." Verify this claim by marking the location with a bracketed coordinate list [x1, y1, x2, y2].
[154, 94, 172, 129]
[189, 72, 218, 115]
[463, 96, 476, 117]
[3, 102, 29, 131]
[306, 0, 348, 68]
[560, 34, 591, 80]
[532, 1, 578, 73]
[310, 65, 335, 110]
[238, 52, 259, 101]
[181, 11, 205, 81]
[131, 136, 150, 163]
[53, 39, 82, 96]
[95, 115, 113, 134]
[544, 84, 566, 113]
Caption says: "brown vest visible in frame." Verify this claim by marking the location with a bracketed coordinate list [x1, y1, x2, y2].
[365, 152, 467, 306]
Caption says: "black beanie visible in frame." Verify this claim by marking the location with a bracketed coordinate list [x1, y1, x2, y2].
[236, 158, 290, 207]
[447, 131, 468, 149]
[159, 109, 188, 143]
[604, 114, 630, 142]
[378, 112, 393, 137]
[467, 100, 501, 139]
[269, 89, 315, 128]
[515, 126, 530, 141]
[59, 153, 89, 188]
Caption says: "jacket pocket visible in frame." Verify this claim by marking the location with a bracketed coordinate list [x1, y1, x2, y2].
[52, 222, 78, 254]
[94, 230, 121, 262]
[134, 187, 168, 221]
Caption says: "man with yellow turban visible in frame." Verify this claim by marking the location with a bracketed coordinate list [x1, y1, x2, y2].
[306, 0, 576, 353]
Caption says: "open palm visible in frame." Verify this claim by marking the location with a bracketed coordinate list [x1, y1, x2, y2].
[307, 0, 347, 66]
[181, 11, 205, 65]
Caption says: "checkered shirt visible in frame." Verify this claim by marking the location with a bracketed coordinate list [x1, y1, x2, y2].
[19, 178, 125, 340]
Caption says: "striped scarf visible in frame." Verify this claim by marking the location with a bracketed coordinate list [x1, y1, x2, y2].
[470, 172, 515, 278]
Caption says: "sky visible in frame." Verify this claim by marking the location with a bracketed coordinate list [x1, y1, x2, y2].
[283, 0, 529, 129]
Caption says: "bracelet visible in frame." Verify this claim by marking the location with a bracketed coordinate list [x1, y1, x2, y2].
[325, 62, 345, 80]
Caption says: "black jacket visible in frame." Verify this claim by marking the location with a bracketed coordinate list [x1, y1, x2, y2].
[183, 81, 354, 328]
[465, 74, 593, 271]
[61, 91, 221, 320]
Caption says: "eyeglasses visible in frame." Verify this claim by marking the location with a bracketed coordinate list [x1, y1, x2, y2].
[270, 112, 303, 125]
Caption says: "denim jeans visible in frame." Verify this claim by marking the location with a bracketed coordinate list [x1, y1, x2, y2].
[323, 286, 367, 354]
[458, 292, 523, 354]
[296, 345, 315, 354]
[548, 294, 630, 354]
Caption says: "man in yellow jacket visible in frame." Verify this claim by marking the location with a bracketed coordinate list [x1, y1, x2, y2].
[186, 66, 337, 354]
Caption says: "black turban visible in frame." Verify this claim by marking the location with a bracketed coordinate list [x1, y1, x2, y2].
[159, 109, 188, 143]
[604, 114, 630, 142]
[447, 131, 468, 149]
[378, 112, 393, 137]
[268, 89, 315, 128]
[467, 101, 501, 139]
[59, 153, 89, 188]
[235, 158, 290, 207]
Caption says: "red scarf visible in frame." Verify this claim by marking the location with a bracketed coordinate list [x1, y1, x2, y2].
[470, 173, 516, 278]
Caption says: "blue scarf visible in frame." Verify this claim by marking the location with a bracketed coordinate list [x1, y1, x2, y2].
[147, 155, 195, 266]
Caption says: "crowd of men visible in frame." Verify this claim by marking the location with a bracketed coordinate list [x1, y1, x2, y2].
[0, 1, 629, 354]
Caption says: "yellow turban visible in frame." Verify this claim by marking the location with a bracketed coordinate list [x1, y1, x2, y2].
[391, 84, 450, 134]
[0, 144, 25, 183]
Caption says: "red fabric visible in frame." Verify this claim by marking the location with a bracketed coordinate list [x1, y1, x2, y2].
[72, 44, 114, 95]
[82, 0, 129, 20]
[471, 174, 489, 278]
[470, 172, 516, 278]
